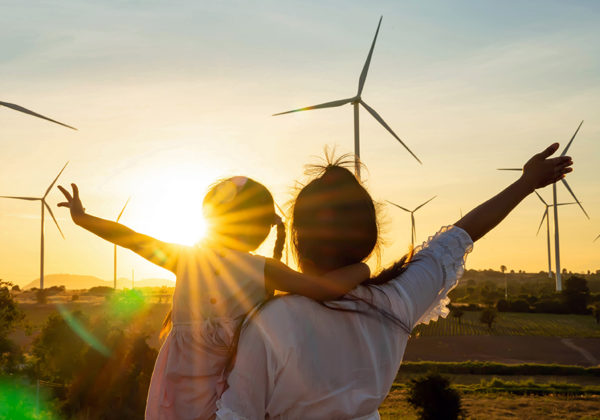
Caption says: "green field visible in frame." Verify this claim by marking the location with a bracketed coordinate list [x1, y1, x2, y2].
[413, 311, 600, 338]
[379, 390, 600, 420]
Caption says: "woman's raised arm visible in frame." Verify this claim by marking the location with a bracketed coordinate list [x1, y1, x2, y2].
[454, 143, 573, 242]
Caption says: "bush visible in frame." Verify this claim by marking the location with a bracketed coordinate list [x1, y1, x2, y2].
[509, 300, 530, 313]
[407, 371, 464, 420]
[533, 299, 567, 314]
[71, 294, 79, 302]
[479, 307, 497, 330]
[496, 299, 509, 312]
[86, 286, 115, 297]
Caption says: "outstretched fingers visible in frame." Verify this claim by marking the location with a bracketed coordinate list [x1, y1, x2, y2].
[57, 185, 73, 207]
[538, 142, 560, 159]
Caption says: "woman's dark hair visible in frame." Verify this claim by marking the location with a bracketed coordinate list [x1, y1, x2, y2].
[225, 153, 415, 373]
[291, 157, 379, 272]
[160, 176, 286, 341]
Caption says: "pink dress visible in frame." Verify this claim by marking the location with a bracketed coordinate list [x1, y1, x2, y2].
[145, 245, 267, 420]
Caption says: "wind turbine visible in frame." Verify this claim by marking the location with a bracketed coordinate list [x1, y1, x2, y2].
[0, 162, 68, 289]
[113, 198, 131, 289]
[273, 16, 421, 179]
[1, 101, 77, 130]
[387, 196, 436, 247]
[498, 120, 588, 291]
[533, 191, 575, 278]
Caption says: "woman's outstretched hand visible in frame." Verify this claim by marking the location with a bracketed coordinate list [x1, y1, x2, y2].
[57, 183, 86, 224]
[520, 143, 573, 192]
[455, 142, 574, 242]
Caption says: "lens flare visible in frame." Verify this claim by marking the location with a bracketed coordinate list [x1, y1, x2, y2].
[0, 378, 57, 419]
[56, 304, 111, 357]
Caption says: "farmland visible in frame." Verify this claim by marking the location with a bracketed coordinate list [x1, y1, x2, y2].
[413, 311, 600, 338]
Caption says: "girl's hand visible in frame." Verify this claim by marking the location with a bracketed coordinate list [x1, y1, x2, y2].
[57, 183, 86, 223]
[520, 143, 573, 192]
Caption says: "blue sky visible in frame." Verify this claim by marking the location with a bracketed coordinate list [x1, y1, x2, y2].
[1, 0, 599, 285]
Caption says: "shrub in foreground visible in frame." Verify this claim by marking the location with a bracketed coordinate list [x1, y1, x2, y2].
[407, 371, 464, 420]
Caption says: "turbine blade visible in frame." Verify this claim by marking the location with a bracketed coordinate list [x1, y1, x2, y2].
[44, 201, 64, 239]
[357, 16, 382, 97]
[116, 197, 131, 222]
[0, 195, 40, 201]
[273, 98, 354, 116]
[0, 101, 77, 130]
[44, 161, 69, 198]
[497, 168, 522, 171]
[534, 190, 547, 206]
[360, 100, 422, 164]
[414, 195, 436, 212]
[560, 178, 589, 219]
[561, 120, 584, 157]
[536, 209, 548, 236]
[386, 200, 410, 212]
[594, 233, 600, 242]
[555, 202, 577, 207]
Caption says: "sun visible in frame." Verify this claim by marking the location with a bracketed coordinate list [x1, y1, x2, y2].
[131, 165, 215, 246]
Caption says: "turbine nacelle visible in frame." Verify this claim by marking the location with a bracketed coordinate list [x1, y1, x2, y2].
[273, 16, 422, 178]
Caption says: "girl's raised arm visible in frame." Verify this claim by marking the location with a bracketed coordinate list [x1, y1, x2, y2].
[264, 259, 370, 301]
[58, 184, 182, 273]
[454, 143, 573, 242]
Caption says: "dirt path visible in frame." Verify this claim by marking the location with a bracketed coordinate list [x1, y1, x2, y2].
[404, 336, 600, 366]
[561, 338, 599, 365]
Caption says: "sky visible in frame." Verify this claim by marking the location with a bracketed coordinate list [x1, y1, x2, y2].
[1, 0, 599, 287]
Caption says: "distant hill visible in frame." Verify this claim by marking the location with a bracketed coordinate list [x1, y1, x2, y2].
[24, 274, 174, 290]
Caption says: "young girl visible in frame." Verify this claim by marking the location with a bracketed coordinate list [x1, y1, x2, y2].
[57, 176, 370, 420]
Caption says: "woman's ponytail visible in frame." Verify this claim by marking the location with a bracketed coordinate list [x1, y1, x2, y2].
[273, 215, 286, 261]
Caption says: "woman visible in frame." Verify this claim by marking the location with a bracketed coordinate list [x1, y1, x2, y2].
[216, 143, 573, 419]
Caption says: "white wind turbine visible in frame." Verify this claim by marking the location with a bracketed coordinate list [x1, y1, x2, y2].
[533, 191, 575, 278]
[273, 16, 421, 179]
[0, 162, 69, 289]
[387, 196, 436, 247]
[498, 121, 588, 291]
[1, 101, 77, 130]
[113, 198, 131, 289]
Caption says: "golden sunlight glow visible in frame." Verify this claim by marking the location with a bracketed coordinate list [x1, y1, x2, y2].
[131, 164, 215, 246]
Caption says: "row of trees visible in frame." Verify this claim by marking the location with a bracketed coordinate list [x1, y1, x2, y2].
[1, 282, 157, 419]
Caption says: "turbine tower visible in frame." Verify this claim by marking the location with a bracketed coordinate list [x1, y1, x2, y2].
[0, 162, 68, 289]
[114, 198, 131, 289]
[273, 16, 421, 179]
[1, 101, 77, 130]
[498, 121, 588, 291]
[387, 196, 436, 247]
[533, 191, 575, 278]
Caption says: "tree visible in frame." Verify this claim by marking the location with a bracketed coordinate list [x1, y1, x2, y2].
[451, 306, 464, 325]
[561, 276, 590, 314]
[479, 307, 497, 330]
[407, 371, 464, 420]
[0, 280, 25, 372]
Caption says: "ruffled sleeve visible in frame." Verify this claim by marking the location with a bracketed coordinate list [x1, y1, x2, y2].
[411, 225, 473, 326]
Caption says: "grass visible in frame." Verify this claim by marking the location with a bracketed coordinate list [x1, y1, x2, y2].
[379, 390, 600, 420]
[398, 361, 600, 377]
[412, 311, 600, 338]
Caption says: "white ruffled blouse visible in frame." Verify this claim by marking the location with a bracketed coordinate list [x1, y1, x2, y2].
[216, 225, 473, 420]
